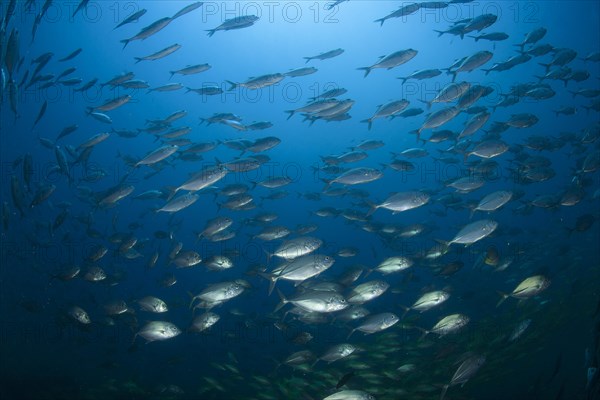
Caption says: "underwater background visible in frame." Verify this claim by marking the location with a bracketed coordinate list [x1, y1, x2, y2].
[0, 1, 599, 399]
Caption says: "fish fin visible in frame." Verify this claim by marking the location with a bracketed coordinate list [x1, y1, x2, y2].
[374, 18, 385, 26]
[397, 77, 407, 84]
[206, 29, 216, 37]
[320, 178, 332, 191]
[303, 57, 311, 64]
[225, 80, 238, 91]
[284, 110, 295, 120]
[120, 39, 130, 49]
[363, 268, 374, 279]
[274, 288, 288, 312]
[537, 62, 551, 72]
[359, 118, 373, 130]
[433, 30, 444, 37]
[399, 305, 410, 319]
[414, 326, 429, 340]
[496, 291, 509, 307]
[258, 272, 278, 296]
[356, 67, 371, 78]
[439, 384, 450, 400]
[365, 201, 378, 217]
[346, 328, 356, 340]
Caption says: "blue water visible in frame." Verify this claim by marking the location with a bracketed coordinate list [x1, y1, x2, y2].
[1, 1, 599, 399]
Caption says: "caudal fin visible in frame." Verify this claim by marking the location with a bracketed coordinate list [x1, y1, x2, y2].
[225, 80, 238, 91]
[374, 18, 385, 26]
[365, 201, 378, 217]
[274, 288, 288, 312]
[496, 291, 509, 307]
[360, 118, 373, 130]
[206, 29, 216, 37]
[357, 67, 371, 78]
[440, 384, 450, 400]
[258, 272, 278, 296]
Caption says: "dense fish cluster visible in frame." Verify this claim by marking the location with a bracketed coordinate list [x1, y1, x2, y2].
[0, 1, 599, 399]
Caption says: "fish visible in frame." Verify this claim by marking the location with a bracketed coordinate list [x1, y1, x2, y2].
[367, 191, 429, 215]
[135, 145, 178, 167]
[361, 100, 409, 130]
[135, 321, 181, 342]
[137, 296, 168, 313]
[114, 9, 147, 30]
[68, 306, 91, 325]
[121, 17, 172, 48]
[322, 168, 383, 190]
[418, 314, 470, 338]
[88, 95, 131, 113]
[72, 0, 90, 18]
[172, 1, 203, 20]
[358, 49, 418, 77]
[441, 219, 498, 247]
[134, 44, 181, 63]
[275, 288, 348, 313]
[32, 100, 47, 129]
[156, 193, 199, 213]
[304, 48, 344, 63]
[401, 290, 450, 317]
[335, 371, 355, 389]
[206, 15, 259, 37]
[448, 51, 493, 81]
[189, 312, 220, 333]
[374, 3, 421, 26]
[508, 319, 532, 341]
[497, 275, 550, 306]
[440, 354, 486, 400]
[348, 313, 399, 338]
[226, 73, 285, 90]
[170, 63, 211, 78]
[324, 391, 375, 400]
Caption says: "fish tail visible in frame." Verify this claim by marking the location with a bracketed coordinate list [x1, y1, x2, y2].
[346, 328, 356, 340]
[414, 326, 429, 340]
[482, 68, 491, 75]
[206, 29, 216, 37]
[284, 110, 295, 120]
[120, 39, 129, 49]
[134, 58, 143, 64]
[469, 206, 476, 220]
[320, 178, 332, 191]
[374, 18, 385, 26]
[274, 288, 288, 312]
[399, 305, 410, 319]
[365, 201, 378, 217]
[225, 80, 238, 91]
[433, 30, 444, 37]
[449, 71, 457, 83]
[363, 268, 374, 279]
[303, 57, 311, 64]
[468, 35, 478, 42]
[360, 118, 373, 130]
[169, 71, 175, 79]
[496, 291, 509, 307]
[357, 67, 371, 78]
[440, 384, 450, 400]
[537, 62, 551, 72]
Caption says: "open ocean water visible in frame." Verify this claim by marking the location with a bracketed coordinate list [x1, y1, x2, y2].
[0, 1, 599, 399]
